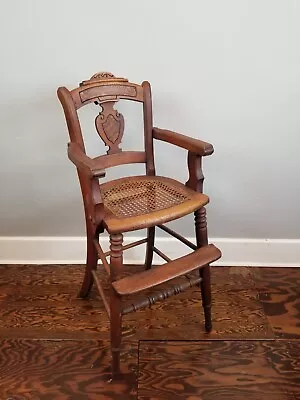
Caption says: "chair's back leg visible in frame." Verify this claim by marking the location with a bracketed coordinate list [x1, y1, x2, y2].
[79, 232, 99, 298]
[145, 227, 155, 270]
[200, 264, 212, 332]
[195, 207, 212, 332]
[110, 233, 124, 377]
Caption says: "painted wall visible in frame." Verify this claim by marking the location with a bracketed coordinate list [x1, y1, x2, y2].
[0, 0, 299, 244]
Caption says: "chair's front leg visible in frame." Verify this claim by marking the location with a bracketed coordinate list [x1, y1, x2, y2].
[186, 151, 212, 332]
[195, 207, 212, 332]
[110, 233, 124, 377]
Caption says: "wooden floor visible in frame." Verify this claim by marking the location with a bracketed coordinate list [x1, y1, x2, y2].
[0, 265, 299, 399]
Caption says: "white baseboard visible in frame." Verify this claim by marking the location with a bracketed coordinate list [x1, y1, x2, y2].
[0, 236, 299, 267]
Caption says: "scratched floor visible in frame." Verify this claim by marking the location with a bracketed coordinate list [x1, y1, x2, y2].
[0, 265, 299, 399]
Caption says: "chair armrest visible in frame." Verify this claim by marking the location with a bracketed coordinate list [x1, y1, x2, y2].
[67, 142, 106, 178]
[153, 127, 214, 156]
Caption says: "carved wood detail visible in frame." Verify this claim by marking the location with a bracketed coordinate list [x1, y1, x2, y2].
[92, 72, 116, 80]
[109, 233, 123, 282]
[80, 71, 128, 86]
[121, 276, 202, 315]
[195, 208, 208, 247]
[79, 85, 137, 104]
[95, 102, 124, 154]
[58, 72, 219, 377]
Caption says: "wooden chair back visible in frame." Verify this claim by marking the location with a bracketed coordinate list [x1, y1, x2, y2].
[57, 72, 155, 176]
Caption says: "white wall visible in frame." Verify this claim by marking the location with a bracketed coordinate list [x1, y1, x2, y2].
[0, 1, 299, 259]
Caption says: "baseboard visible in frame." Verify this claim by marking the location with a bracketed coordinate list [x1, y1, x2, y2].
[0, 236, 299, 267]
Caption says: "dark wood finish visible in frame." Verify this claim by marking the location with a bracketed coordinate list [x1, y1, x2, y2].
[145, 227, 155, 270]
[57, 71, 220, 376]
[195, 207, 208, 246]
[93, 238, 110, 275]
[186, 150, 212, 332]
[1, 265, 298, 399]
[79, 231, 99, 299]
[104, 238, 148, 257]
[0, 339, 137, 400]
[112, 245, 221, 296]
[94, 151, 146, 169]
[138, 340, 300, 400]
[186, 151, 204, 192]
[195, 207, 212, 332]
[109, 233, 123, 376]
[73, 82, 144, 109]
[253, 268, 300, 338]
[95, 101, 124, 155]
[122, 276, 202, 315]
[57, 86, 85, 147]
[68, 146, 146, 177]
[0, 265, 274, 342]
[142, 81, 155, 176]
[68, 142, 106, 178]
[73, 72, 144, 109]
[153, 127, 214, 156]
[91, 270, 110, 317]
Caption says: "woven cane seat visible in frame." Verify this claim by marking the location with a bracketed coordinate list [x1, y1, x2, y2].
[101, 176, 209, 233]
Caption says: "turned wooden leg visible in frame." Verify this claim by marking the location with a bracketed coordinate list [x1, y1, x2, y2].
[79, 233, 98, 298]
[145, 227, 155, 270]
[195, 208, 212, 332]
[110, 233, 123, 377]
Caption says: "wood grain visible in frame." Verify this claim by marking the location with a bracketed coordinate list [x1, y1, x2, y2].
[153, 127, 214, 156]
[67, 142, 106, 178]
[58, 72, 221, 374]
[253, 267, 300, 338]
[0, 265, 272, 341]
[1, 265, 299, 397]
[112, 245, 221, 296]
[138, 340, 300, 399]
[0, 339, 136, 400]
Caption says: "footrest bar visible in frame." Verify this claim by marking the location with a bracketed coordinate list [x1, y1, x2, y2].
[112, 244, 221, 296]
[121, 276, 202, 315]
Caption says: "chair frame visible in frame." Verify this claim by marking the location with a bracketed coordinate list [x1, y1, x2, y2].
[57, 72, 221, 377]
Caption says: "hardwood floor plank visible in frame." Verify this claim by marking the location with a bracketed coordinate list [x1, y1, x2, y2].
[0, 265, 299, 398]
[138, 340, 300, 399]
[0, 265, 86, 286]
[0, 339, 137, 399]
[0, 265, 272, 340]
[253, 268, 300, 338]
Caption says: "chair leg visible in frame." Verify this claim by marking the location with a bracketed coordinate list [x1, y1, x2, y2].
[200, 265, 212, 332]
[194, 208, 212, 332]
[79, 233, 98, 298]
[110, 291, 122, 377]
[110, 233, 124, 377]
[145, 227, 155, 270]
